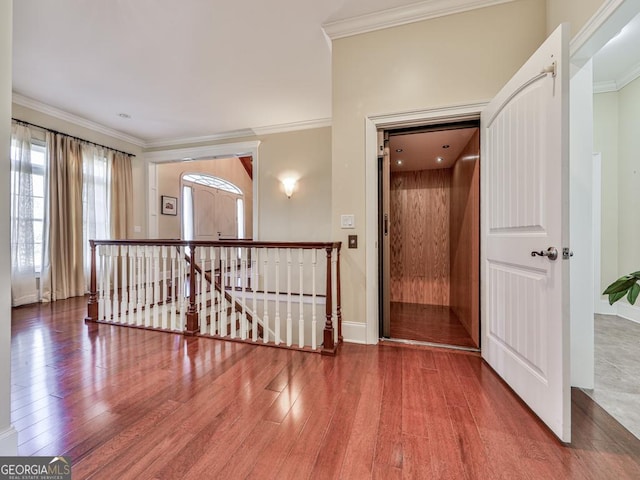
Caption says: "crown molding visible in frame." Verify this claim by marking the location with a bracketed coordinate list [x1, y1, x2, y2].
[251, 117, 332, 136]
[144, 141, 261, 163]
[144, 129, 256, 149]
[593, 80, 619, 93]
[616, 61, 640, 91]
[12, 93, 146, 147]
[593, 61, 640, 94]
[146, 117, 332, 149]
[322, 0, 516, 40]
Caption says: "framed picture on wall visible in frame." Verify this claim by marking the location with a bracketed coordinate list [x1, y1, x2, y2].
[161, 195, 177, 215]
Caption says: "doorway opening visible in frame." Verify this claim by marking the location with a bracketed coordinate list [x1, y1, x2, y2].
[379, 121, 480, 350]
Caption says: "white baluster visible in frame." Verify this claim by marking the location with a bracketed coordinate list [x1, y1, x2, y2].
[298, 248, 304, 348]
[286, 248, 292, 347]
[252, 247, 258, 342]
[111, 245, 119, 322]
[200, 246, 208, 335]
[178, 246, 186, 331]
[98, 245, 105, 321]
[241, 247, 247, 340]
[220, 247, 227, 337]
[153, 246, 160, 328]
[136, 245, 143, 326]
[120, 245, 128, 321]
[104, 245, 112, 322]
[274, 249, 281, 345]
[169, 246, 177, 331]
[312, 249, 317, 350]
[262, 248, 269, 343]
[210, 246, 217, 336]
[128, 246, 135, 325]
[161, 246, 168, 329]
[230, 252, 237, 339]
[144, 246, 152, 327]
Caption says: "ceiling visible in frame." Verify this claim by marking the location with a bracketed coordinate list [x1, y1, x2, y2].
[11, 0, 428, 145]
[12, 2, 640, 147]
[593, 10, 640, 91]
[389, 128, 477, 172]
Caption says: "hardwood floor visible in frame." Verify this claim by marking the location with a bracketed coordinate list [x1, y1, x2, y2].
[10, 297, 640, 479]
[390, 301, 476, 348]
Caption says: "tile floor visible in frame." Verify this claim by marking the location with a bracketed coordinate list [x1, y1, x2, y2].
[583, 314, 640, 439]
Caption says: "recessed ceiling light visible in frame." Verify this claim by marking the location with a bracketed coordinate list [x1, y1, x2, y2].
[118, 113, 131, 119]
[436, 157, 444, 163]
[442, 144, 450, 149]
[396, 159, 403, 165]
[395, 148, 403, 153]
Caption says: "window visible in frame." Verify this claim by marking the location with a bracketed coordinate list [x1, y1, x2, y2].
[10, 140, 46, 274]
[182, 173, 242, 194]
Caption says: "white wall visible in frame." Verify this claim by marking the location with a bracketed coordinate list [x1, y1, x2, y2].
[0, 0, 18, 455]
[546, 0, 607, 36]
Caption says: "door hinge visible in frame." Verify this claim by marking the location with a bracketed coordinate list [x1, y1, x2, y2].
[562, 248, 573, 260]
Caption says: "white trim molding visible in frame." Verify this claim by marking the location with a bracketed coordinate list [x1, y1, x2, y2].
[618, 302, 640, 324]
[144, 141, 261, 164]
[12, 93, 146, 147]
[323, 0, 516, 40]
[252, 117, 332, 136]
[341, 321, 367, 344]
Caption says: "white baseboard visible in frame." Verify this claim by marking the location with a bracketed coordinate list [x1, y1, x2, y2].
[617, 302, 640, 325]
[342, 321, 367, 344]
[0, 425, 18, 455]
[595, 298, 618, 315]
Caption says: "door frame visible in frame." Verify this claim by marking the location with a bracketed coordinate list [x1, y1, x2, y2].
[364, 103, 486, 344]
[144, 141, 260, 239]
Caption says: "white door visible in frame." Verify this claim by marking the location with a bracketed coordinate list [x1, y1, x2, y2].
[193, 185, 238, 241]
[481, 24, 570, 442]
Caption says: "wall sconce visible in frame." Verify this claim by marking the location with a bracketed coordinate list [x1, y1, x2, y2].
[282, 178, 297, 198]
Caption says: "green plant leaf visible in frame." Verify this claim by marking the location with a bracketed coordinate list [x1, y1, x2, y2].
[632, 271, 640, 279]
[628, 283, 640, 305]
[603, 276, 637, 294]
[609, 291, 627, 305]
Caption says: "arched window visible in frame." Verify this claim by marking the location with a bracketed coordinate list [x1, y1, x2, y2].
[182, 173, 242, 194]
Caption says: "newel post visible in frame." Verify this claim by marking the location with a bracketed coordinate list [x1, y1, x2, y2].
[185, 244, 199, 335]
[85, 240, 98, 323]
[322, 246, 337, 355]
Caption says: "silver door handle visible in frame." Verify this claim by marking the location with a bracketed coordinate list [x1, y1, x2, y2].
[531, 247, 558, 261]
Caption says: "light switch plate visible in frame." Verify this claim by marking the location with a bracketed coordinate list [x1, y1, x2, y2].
[341, 214, 355, 229]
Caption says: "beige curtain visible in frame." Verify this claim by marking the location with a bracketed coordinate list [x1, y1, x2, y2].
[110, 152, 133, 239]
[44, 133, 85, 301]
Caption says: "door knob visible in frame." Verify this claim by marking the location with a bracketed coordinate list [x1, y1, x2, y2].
[531, 247, 558, 261]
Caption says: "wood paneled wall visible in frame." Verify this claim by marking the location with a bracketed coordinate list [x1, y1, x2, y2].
[390, 169, 451, 305]
[449, 131, 480, 346]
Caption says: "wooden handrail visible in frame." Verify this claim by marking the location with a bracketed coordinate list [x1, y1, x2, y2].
[89, 239, 341, 250]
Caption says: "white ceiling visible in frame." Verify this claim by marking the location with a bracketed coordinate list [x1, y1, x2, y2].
[593, 10, 640, 92]
[12, 0, 432, 145]
[12, 1, 640, 147]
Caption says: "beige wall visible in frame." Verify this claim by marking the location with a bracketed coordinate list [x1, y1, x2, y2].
[11, 103, 146, 238]
[331, 0, 547, 328]
[149, 127, 332, 243]
[594, 77, 640, 293]
[594, 91, 619, 291]
[546, 0, 606, 37]
[1, 0, 16, 454]
[155, 157, 253, 239]
[255, 127, 331, 241]
[617, 77, 640, 277]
